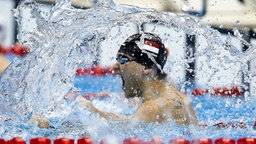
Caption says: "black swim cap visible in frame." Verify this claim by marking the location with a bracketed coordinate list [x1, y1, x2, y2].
[117, 33, 168, 73]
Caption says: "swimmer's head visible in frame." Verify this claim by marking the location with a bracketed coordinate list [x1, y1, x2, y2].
[116, 33, 168, 79]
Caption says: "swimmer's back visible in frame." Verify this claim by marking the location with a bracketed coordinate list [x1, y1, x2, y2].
[133, 88, 198, 125]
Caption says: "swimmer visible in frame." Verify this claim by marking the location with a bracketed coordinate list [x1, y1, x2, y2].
[77, 33, 198, 126]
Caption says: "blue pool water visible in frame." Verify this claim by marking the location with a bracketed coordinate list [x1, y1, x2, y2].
[75, 75, 122, 94]
[75, 75, 256, 135]
[0, 0, 255, 142]
[1, 75, 254, 141]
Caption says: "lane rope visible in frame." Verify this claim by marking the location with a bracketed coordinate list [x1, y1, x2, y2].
[1, 137, 255, 144]
[0, 44, 249, 98]
[0, 43, 30, 56]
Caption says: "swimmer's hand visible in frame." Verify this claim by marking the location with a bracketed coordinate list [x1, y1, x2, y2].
[27, 115, 49, 128]
[76, 97, 128, 121]
[76, 97, 97, 111]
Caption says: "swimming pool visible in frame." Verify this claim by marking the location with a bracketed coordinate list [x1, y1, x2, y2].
[0, 0, 255, 143]
[0, 74, 255, 143]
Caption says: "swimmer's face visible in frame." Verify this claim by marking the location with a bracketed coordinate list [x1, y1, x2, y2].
[114, 53, 144, 98]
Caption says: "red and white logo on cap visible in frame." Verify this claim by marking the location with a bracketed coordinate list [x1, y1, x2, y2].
[136, 40, 160, 55]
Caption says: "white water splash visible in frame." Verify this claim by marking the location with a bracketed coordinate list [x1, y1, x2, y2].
[0, 0, 255, 142]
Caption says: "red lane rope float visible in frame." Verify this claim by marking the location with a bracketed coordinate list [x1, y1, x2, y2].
[146, 138, 164, 144]
[77, 137, 95, 144]
[76, 65, 116, 76]
[191, 138, 213, 144]
[169, 138, 190, 144]
[237, 137, 256, 144]
[123, 137, 144, 144]
[5, 137, 26, 144]
[0, 139, 5, 144]
[0, 43, 30, 56]
[30, 137, 51, 144]
[191, 86, 244, 97]
[215, 138, 236, 144]
[54, 138, 75, 144]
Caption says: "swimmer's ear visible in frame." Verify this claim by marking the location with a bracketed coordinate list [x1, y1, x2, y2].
[143, 68, 153, 75]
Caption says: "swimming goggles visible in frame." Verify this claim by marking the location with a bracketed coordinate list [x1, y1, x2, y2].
[116, 54, 135, 64]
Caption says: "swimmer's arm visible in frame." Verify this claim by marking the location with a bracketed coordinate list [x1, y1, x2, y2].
[94, 108, 128, 121]
[174, 91, 198, 126]
[0, 54, 10, 74]
[184, 100, 198, 126]
[27, 115, 50, 128]
[76, 97, 128, 121]
[132, 100, 162, 123]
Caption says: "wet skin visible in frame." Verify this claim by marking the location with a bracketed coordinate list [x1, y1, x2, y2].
[78, 55, 199, 125]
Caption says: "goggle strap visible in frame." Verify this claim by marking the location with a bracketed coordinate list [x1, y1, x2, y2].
[141, 50, 164, 73]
